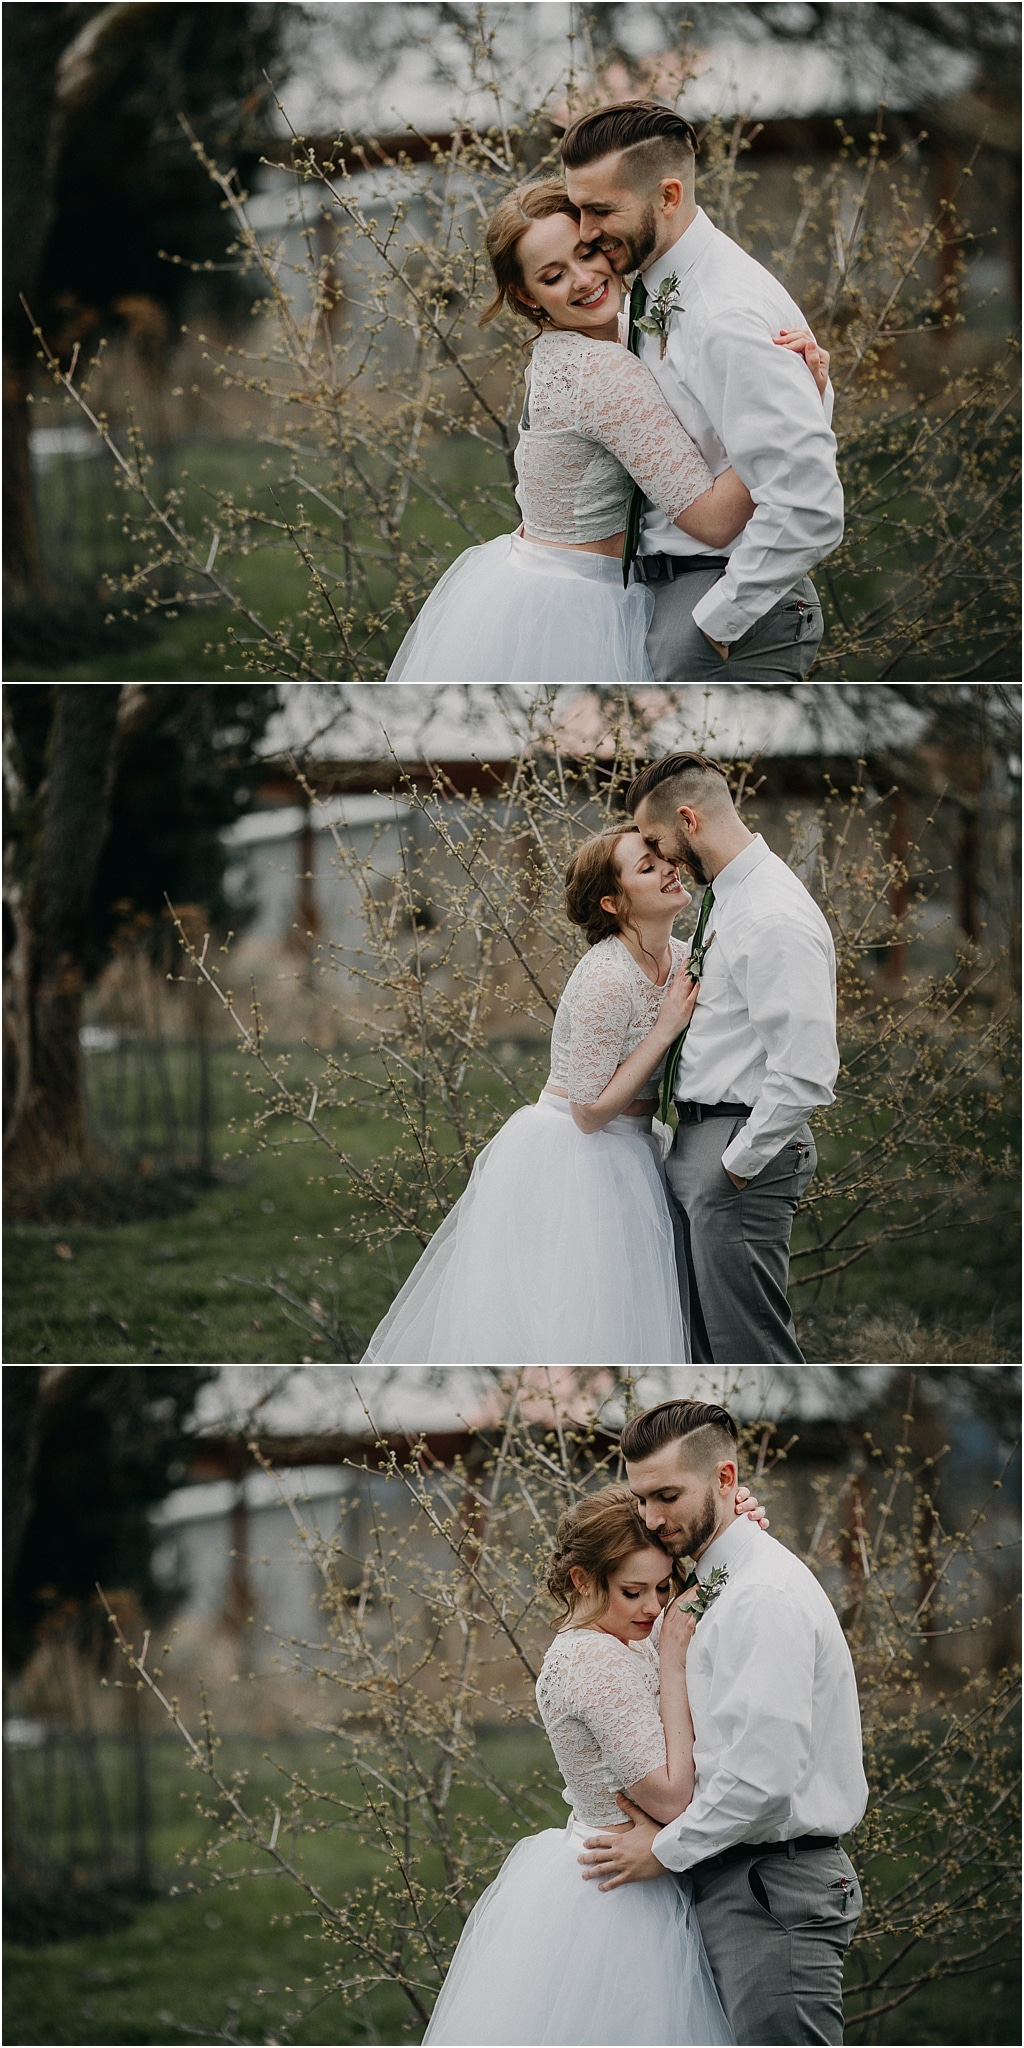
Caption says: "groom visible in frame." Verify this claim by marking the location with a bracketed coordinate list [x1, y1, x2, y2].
[562, 100, 842, 680]
[581, 1397, 868, 2046]
[626, 751, 839, 1364]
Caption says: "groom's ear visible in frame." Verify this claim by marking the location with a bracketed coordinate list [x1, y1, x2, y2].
[716, 1458, 738, 1495]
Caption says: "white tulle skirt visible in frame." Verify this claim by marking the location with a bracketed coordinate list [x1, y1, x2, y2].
[362, 1093, 688, 1364]
[387, 532, 656, 682]
[423, 1817, 734, 2046]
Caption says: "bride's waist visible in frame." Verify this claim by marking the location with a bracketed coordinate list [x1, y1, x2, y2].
[566, 1815, 635, 1842]
[521, 528, 626, 559]
[543, 1085, 653, 1124]
[506, 531, 637, 581]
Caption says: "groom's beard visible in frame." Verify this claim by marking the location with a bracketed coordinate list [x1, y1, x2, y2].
[660, 1482, 719, 1562]
[669, 829, 712, 889]
[681, 851, 712, 889]
[595, 202, 659, 277]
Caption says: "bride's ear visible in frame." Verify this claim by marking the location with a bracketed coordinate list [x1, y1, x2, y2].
[569, 1564, 592, 1598]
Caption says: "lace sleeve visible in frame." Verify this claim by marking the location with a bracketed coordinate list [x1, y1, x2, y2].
[566, 948, 634, 1105]
[576, 344, 714, 518]
[567, 1636, 667, 1789]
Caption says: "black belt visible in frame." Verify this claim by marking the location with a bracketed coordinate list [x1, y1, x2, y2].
[676, 1100, 752, 1124]
[634, 553, 729, 584]
[699, 1835, 840, 1877]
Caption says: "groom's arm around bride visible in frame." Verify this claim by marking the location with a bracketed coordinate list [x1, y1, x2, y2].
[580, 1400, 869, 2048]
[563, 101, 843, 681]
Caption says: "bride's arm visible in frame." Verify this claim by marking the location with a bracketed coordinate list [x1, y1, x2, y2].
[580, 333, 830, 553]
[569, 964, 697, 1134]
[673, 469, 755, 549]
[621, 1602, 698, 1825]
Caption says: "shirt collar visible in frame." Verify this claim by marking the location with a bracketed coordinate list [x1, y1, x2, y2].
[641, 207, 715, 296]
[710, 833, 770, 901]
[695, 1509, 761, 1582]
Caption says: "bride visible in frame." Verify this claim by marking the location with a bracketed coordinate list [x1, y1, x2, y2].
[362, 822, 698, 1364]
[422, 1485, 763, 2045]
[387, 180, 830, 682]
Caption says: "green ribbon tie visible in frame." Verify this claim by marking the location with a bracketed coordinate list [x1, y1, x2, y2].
[658, 882, 715, 1127]
[621, 275, 648, 589]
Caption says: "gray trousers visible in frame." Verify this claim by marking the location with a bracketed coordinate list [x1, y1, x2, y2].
[644, 560, 824, 680]
[665, 1115, 815, 1363]
[692, 1844, 862, 2046]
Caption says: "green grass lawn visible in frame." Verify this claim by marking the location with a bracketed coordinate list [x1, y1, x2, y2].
[7, 433, 514, 683]
[3, 1727, 1019, 2047]
[3, 1047, 402, 1364]
[4, 1042, 1019, 1365]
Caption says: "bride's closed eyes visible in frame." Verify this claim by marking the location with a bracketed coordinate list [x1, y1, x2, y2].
[515, 212, 623, 335]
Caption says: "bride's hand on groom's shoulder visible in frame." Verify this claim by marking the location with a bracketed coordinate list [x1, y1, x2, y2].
[735, 1483, 770, 1530]
[773, 326, 831, 400]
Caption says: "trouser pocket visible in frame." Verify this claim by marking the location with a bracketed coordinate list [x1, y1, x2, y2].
[728, 579, 823, 677]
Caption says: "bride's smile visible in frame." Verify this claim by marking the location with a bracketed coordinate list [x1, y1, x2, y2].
[513, 211, 624, 338]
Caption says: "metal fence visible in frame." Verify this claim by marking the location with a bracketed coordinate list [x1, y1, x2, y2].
[80, 1027, 215, 1176]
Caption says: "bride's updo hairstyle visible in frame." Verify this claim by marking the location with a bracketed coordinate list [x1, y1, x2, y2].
[564, 825, 641, 948]
[547, 1484, 677, 1625]
[479, 180, 582, 339]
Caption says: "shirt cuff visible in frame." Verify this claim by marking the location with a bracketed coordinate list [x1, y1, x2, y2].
[690, 578, 777, 646]
[722, 1124, 803, 1179]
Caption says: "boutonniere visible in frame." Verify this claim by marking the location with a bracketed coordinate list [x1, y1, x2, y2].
[689, 1565, 729, 1619]
[688, 926, 716, 981]
[635, 274, 682, 358]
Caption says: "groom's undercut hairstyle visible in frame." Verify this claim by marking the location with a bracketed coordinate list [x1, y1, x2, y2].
[560, 101, 699, 195]
[621, 1399, 739, 1479]
[624, 752, 734, 825]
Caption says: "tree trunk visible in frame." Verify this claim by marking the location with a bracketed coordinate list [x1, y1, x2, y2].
[2, 4, 96, 603]
[2, 1368, 48, 1615]
[4, 686, 122, 1180]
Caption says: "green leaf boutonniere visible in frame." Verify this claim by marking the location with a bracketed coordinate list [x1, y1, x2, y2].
[689, 1565, 729, 1619]
[688, 925, 716, 982]
[635, 274, 682, 358]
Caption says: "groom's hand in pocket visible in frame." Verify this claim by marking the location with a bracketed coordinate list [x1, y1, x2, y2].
[698, 627, 730, 662]
[579, 1795, 664, 1889]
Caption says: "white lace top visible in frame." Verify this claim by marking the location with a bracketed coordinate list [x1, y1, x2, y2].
[514, 330, 715, 544]
[536, 1621, 667, 1827]
[547, 934, 690, 1104]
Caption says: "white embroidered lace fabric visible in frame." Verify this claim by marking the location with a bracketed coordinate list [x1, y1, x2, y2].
[515, 331, 715, 544]
[546, 934, 690, 1103]
[536, 1623, 668, 1828]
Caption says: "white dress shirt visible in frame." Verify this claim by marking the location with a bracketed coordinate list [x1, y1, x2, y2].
[676, 834, 838, 1180]
[635, 207, 843, 646]
[652, 1514, 868, 1873]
